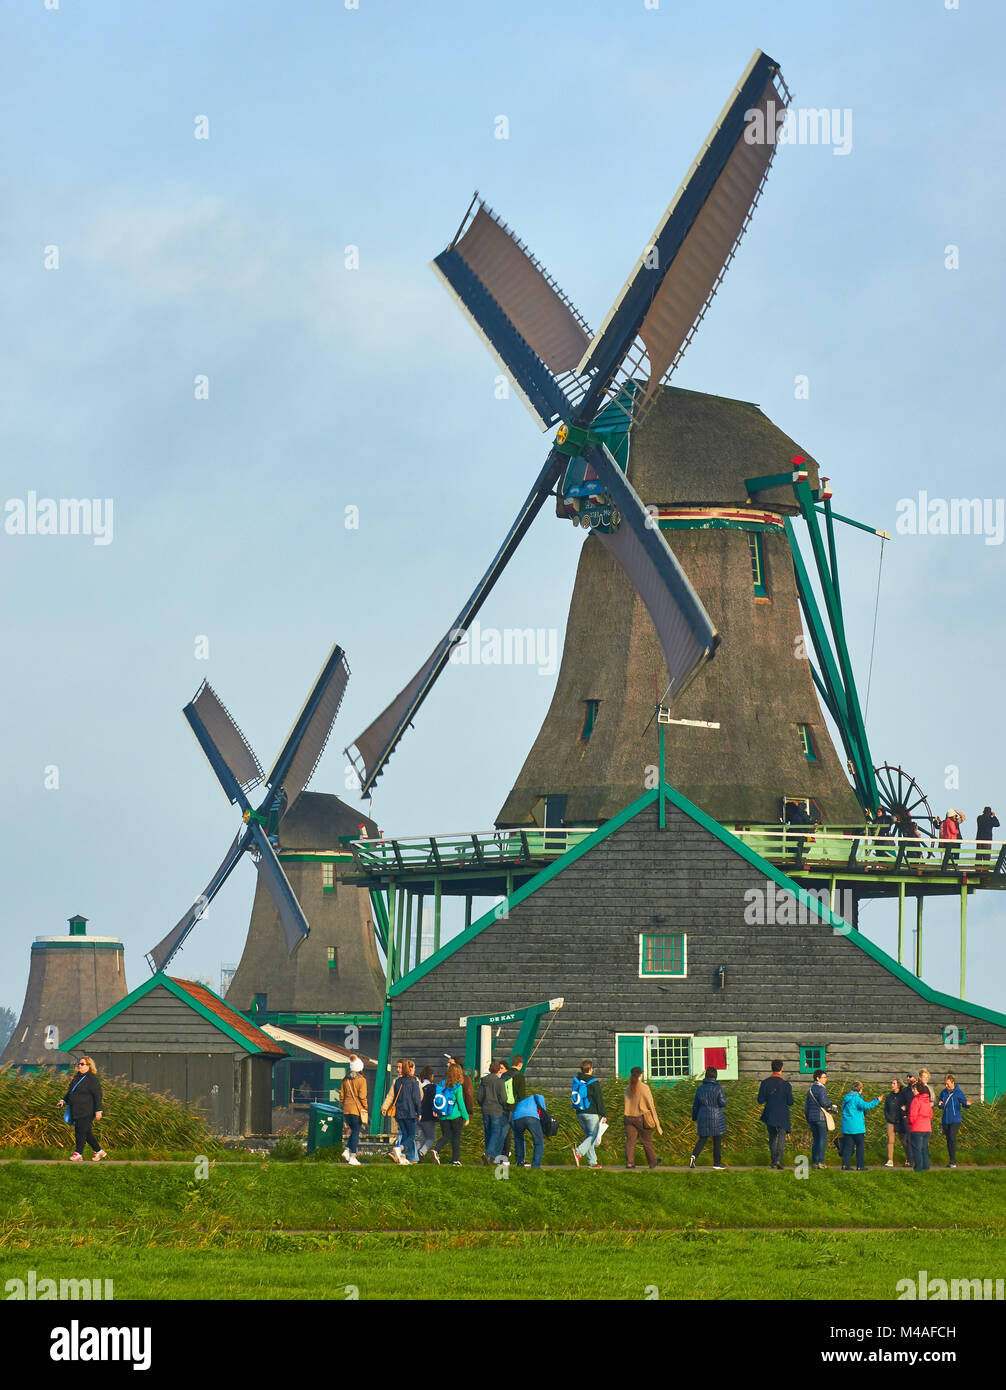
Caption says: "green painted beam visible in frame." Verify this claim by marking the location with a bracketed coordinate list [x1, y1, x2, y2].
[371, 1002, 393, 1137]
[813, 504, 890, 540]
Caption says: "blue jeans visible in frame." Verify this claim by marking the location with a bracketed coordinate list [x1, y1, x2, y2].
[513, 1116, 543, 1167]
[912, 1132, 931, 1170]
[575, 1112, 600, 1165]
[344, 1113, 362, 1155]
[396, 1117, 418, 1162]
[485, 1114, 508, 1160]
[809, 1120, 827, 1166]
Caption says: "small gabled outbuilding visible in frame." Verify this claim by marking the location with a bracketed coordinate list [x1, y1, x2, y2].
[62, 975, 286, 1135]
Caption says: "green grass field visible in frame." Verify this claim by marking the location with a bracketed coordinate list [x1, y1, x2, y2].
[3, 1165, 1004, 1300]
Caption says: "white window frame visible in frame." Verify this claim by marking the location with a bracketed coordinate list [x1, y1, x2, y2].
[638, 931, 687, 979]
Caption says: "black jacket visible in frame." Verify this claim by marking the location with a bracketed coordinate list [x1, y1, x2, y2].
[577, 1073, 606, 1119]
[505, 1069, 527, 1107]
[977, 814, 1000, 841]
[62, 1072, 102, 1120]
[884, 1090, 906, 1127]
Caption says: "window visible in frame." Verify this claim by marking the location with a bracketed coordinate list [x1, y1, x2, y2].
[799, 1045, 826, 1074]
[798, 724, 818, 763]
[581, 699, 600, 741]
[943, 1025, 967, 1046]
[747, 531, 768, 598]
[322, 863, 336, 892]
[648, 1034, 692, 1081]
[327, 946, 338, 974]
[639, 933, 686, 977]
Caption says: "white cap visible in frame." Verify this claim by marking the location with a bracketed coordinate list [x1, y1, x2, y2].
[349, 1057, 364, 1073]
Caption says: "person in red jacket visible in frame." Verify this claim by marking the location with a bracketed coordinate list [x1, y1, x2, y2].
[907, 1081, 933, 1171]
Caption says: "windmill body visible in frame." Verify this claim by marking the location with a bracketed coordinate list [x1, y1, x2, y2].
[498, 386, 864, 829]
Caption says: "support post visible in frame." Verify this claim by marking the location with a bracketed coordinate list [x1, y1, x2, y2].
[465, 895, 472, 929]
[960, 883, 968, 1000]
[915, 896, 923, 978]
[415, 894, 424, 969]
[371, 1001, 393, 1136]
[403, 892, 413, 977]
[395, 887, 405, 984]
[659, 721, 666, 830]
[434, 879, 442, 952]
[897, 881, 906, 965]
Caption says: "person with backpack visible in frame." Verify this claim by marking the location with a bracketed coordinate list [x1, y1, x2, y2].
[416, 1066, 438, 1161]
[908, 1080, 933, 1171]
[432, 1062, 469, 1165]
[340, 1055, 368, 1165]
[689, 1066, 727, 1169]
[839, 1081, 881, 1171]
[499, 1055, 524, 1159]
[511, 1087, 548, 1169]
[937, 1074, 969, 1168]
[570, 1060, 606, 1169]
[390, 1059, 422, 1164]
[61, 1056, 105, 1162]
[477, 1060, 510, 1164]
[804, 1069, 835, 1170]
[624, 1066, 663, 1169]
[448, 1056, 476, 1123]
[756, 1060, 794, 1169]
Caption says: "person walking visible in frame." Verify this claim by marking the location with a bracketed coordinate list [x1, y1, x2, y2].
[448, 1057, 476, 1125]
[339, 1055, 368, 1165]
[511, 1087, 547, 1169]
[804, 1069, 835, 1169]
[380, 1060, 403, 1143]
[624, 1066, 663, 1169]
[477, 1061, 510, 1164]
[416, 1066, 438, 1162]
[757, 1060, 794, 1169]
[689, 1067, 727, 1170]
[883, 1078, 910, 1168]
[391, 1059, 422, 1164]
[908, 1080, 933, 1171]
[937, 1074, 970, 1168]
[61, 1056, 105, 1162]
[433, 1063, 469, 1166]
[571, 1060, 606, 1169]
[839, 1082, 880, 1171]
[976, 806, 999, 865]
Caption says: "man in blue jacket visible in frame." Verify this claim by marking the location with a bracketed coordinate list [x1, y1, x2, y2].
[840, 1081, 881, 1171]
[511, 1090, 548, 1169]
[937, 1074, 970, 1168]
[757, 1060, 794, 1169]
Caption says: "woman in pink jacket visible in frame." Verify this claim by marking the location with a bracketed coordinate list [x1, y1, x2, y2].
[908, 1081, 933, 1171]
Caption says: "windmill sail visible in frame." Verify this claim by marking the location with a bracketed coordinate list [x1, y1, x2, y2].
[145, 831, 248, 973]
[184, 682, 263, 806]
[578, 49, 789, 422]
[267, 645, 350, 813]
[433, 200, 592, 429]
[247, 821, 311, 955]
[580, 441, 718, 697]
[345, 452, 563, 795]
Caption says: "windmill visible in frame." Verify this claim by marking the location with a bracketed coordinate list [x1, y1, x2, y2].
[147, 646, 385, 1016]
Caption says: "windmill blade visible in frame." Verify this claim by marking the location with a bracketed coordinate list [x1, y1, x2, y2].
[184, 682, 263, 810]
[577, 49, 789, 423]
[247, 820, 310, 955]
[346, 451, 564, 795]
[266, 645, 350, 813]
[433, 197, 592, 430]
[145, 831, 249, 974]
[580, 441, 719, 699]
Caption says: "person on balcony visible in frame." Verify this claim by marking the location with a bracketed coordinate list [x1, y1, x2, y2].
[976, 806, 1000, 865]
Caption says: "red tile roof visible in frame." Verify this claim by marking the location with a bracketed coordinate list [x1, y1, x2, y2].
[170, 978, 287, 1056]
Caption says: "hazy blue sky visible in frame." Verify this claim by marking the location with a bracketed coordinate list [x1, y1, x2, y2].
[2, 1, 1004, 1018]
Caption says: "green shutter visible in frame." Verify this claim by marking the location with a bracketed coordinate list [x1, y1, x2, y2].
[616, 1034, 645, 1077]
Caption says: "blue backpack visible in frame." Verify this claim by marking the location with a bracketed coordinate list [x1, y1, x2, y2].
[433, 1081, 454, 1117]
[571, 1076, 591, 1111]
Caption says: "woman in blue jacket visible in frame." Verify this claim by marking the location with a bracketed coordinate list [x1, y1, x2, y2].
[840, 1081, 881, 1171]
[689, 1067, 727, 1169]
[804, 1069, 835, 1170]
[937, 1074, 970, 1169]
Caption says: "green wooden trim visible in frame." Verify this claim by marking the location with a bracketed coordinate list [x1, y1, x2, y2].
[745, 470, 802, 492]
[657, 517, 784, 534]
[814, 505, 889, 539]
[798, 1044, 826, 1074]
[30, 941, 122, 951]
[63, 975, 285, 1056]
[389, 788, 660, 996]
[748, 530, 767, 597]
[268, 1012, 381, 1027]
[277, 853, 354, 864]
[371, 1002, 393, 1136]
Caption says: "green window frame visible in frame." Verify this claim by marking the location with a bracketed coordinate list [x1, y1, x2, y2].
[942, 1025, 967, 1046]
[581, 699, 600, 741]
[639, 932, 686, 978]
[798, 723, 818, 763]
[748, 531, 768, 598]
[799, 1045, 826, 1074]
[327, 946, 338, 973]
[322, 863, 336, 892]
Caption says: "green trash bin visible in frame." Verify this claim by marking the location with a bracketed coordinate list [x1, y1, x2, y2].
[307, 1101, 344, 1155]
